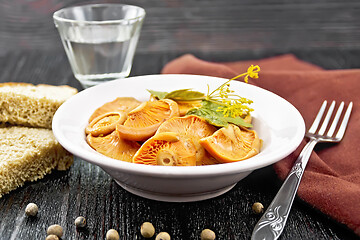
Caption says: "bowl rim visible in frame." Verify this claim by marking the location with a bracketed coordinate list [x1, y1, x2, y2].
[53, 74, 305, 178]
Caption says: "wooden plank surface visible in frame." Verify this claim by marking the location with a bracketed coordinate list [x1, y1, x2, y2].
[0, 0, 360, 239]
[0, 50, 359, 240]
[0, 0, 360, 55]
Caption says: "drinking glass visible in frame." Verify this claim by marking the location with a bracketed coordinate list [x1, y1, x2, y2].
[53, 4, 145, 89]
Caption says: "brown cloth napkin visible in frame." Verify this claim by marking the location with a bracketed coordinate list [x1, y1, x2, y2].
[161, 54, 360, 235]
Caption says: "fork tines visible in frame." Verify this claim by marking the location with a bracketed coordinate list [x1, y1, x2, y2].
[308, 100, 353, 140]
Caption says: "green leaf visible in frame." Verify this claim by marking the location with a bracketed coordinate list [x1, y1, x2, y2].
[186, 107, 228, 127]
[165, 89, 205, 101]
[225, 116, 253, 128]
[200, 100, 223, 111]
[186, 100, 253, 128]
[147, 90, 168, 100]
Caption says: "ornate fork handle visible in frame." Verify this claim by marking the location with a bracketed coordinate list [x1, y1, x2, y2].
[251, 139, 318, 240]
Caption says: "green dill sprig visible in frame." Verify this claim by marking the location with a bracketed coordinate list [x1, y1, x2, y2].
[205, 64, 260, 118]
[147, 65, 260, 127]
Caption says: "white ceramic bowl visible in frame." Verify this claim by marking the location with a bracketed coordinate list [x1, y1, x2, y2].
[52, 74, 305, 202]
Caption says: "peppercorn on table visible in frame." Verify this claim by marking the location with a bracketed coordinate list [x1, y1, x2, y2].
[0, 1, 360, 239]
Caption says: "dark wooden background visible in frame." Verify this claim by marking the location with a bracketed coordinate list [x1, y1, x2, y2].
[0, 0, 360, 239]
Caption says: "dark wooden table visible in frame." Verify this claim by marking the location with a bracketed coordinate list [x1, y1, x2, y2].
[1, 1, 360, 239]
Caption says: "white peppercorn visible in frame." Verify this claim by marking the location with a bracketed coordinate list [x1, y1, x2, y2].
[75, 216, 86, 228]
[201, 228, 216, 240]
[106, 229, 120, 240]
[45, 235, 59, 240]
[25, 203, 38, 217]
[252, 202, 264, 214]
[140, 222, 155, 238]
[155, 231, 171, 240]
[47, 224, 63, 238]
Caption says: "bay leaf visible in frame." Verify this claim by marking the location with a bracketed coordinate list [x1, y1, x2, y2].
[186, 107, 228, 127]
[165, 89, 205, 101]
[147, 90, 168, 99]
[186, 100, 253, 128]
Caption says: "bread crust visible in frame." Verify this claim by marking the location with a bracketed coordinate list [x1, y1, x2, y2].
[0, 82, 77, 90]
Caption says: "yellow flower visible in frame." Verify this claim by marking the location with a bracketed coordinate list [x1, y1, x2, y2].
[231, 64, 260, 83]
[244, 65, 260, 83]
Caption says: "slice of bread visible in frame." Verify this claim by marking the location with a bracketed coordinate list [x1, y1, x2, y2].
[0, 125, 74, 198]
[0, 82, 78, 129]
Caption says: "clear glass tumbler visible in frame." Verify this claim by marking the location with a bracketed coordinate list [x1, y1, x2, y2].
[53, 4, 145, 89]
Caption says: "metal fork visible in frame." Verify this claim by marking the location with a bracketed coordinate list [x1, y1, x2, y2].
[251, 100, 353, 240]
